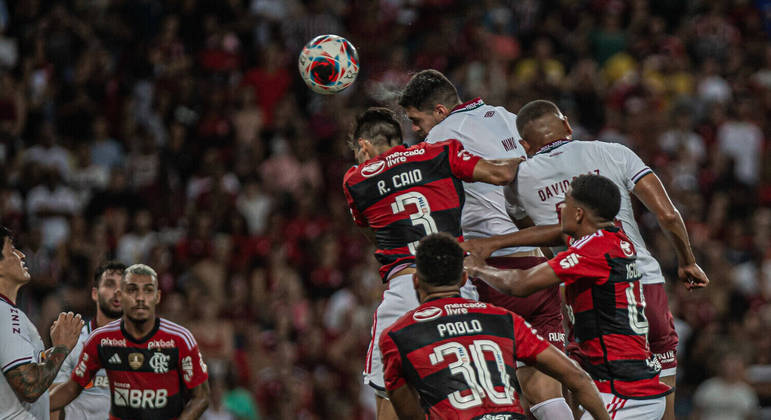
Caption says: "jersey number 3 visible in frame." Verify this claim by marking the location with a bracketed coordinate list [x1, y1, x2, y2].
[391, 192, 439, 254]
[429, 340, 515, 409]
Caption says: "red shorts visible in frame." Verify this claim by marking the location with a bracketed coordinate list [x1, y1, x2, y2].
[472, 256, 565, 349]
[643, 283, 678, 376]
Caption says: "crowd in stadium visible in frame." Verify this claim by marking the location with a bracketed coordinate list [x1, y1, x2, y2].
[0, 0, 768, 418]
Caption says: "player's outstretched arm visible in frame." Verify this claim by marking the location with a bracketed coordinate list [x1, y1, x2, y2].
[471, 158, 523, 185]
[179, 381, 210, 420]
[387, 383, 425, 420]
[460, 224, 564, 259]
[49, 379, 84, 410]
[633, 173, 709, 290]
[4, 312, 82, 403]
[533, 345, 610, 420]
[464, 257, 561, 296]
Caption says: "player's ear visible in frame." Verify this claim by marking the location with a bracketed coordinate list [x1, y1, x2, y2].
[563, 115, 573, 137]
[155, 288, 162, 305]
[91, 287, 98, 303]
[434, 103, 449, 119]
[412, 273, 419, 290]
[519, 139, 531, 155]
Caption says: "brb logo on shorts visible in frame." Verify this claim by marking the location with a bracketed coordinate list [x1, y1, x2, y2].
[149, 352, 170, 373]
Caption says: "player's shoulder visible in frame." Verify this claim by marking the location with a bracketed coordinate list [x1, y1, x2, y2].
[158, 318, 197, 350]
[570, 227, 628, 257]
[85, 319, 122, 345]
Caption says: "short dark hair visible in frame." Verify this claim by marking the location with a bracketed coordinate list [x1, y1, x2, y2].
[516, 100, 562, 134]
[0, 226, 12, 260]
[415, 233, 465, 286]
[398, 69, 460, 111]
[569, 174, 621, 221]
[348, 107, 403, 151]
[94, 261, 127, 287]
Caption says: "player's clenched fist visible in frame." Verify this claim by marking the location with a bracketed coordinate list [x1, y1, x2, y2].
[50, 311, 84, 351]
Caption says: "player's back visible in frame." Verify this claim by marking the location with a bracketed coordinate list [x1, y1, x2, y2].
[343, 140, 480, 279]
[425, 99, 532, 255]
[510, 139, 664, 284]
[381, 297, 548, 419]
[548, 227, 671, 399]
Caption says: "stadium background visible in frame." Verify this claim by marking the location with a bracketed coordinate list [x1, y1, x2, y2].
[0, 0, 768, 418]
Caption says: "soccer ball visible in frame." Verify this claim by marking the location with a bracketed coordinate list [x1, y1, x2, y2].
[298, 35, 359, 95]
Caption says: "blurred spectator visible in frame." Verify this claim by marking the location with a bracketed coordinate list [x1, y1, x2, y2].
[692, 352, 759, 420]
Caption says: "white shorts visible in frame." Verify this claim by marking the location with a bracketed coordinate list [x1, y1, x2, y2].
[580, 392, 665, 420]
[363, 271, 478, 397]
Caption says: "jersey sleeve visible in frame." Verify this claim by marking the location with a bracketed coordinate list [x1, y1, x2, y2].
[71, 335, 101, 387]
[342, 173, 368, 227]
[603, 143, 653, 191]
[511, 314, 550, 365]
[0, 306, 37, 373]
[547, 248, 607, 285]
[179, 335, 209, 389]
[547, 248, 608, 286]
[439, 139, 482, 182]
[379, 329, 406, 391]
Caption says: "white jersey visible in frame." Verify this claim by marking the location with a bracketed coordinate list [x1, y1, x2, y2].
[0, 295, 49, 420]
[53, 319, 110, 419]
[506, 139, 665, 285]
[425, 98, 534, 255]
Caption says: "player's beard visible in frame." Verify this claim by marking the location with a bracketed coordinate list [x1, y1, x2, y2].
[98, 294, 122, 319]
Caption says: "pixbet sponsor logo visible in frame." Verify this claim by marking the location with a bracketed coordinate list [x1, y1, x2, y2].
[101, 338, 127, 347]
[147, 339, 175, 350]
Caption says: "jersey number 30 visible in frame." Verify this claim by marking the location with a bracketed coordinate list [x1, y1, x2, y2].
[429, 340, 515, 409]
[391, 192, 439, 254]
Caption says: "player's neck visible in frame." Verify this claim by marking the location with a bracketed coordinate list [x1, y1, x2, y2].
[574, 221, 614, 239]
[0, 280, 21, 305]
[123, 316, 157, 339]
[95, 309, 119, 328]
[421, 290, 462, 303]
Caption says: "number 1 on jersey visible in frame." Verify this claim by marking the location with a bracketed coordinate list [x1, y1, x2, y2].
[391, 192, 439, 254]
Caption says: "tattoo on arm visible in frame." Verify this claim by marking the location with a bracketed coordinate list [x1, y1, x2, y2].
[179, 381, 210, 420]
[4, 346, 70, 403]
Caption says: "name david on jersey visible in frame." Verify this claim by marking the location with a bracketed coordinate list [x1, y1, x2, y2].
[536, 169, 600, 202]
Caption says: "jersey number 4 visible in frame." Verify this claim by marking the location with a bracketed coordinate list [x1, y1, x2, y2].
[391, 192, 439, 254]
[429, 340, 515, 409]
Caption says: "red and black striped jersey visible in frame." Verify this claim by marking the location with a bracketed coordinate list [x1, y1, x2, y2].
[343, 140, 481, 280]
[72, 318, 209, 420]
[547, 226, 672, 399]
[380, 297, 549, 419]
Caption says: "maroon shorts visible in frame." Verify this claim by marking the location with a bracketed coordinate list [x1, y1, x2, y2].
[643, 283, 678, 376]
[472, 256, 565, 349]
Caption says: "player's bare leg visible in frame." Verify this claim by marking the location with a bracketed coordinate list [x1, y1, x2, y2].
[376, 395, 399, 420]
[660, 375, 675, 420]
[517, 366, 574, 419]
